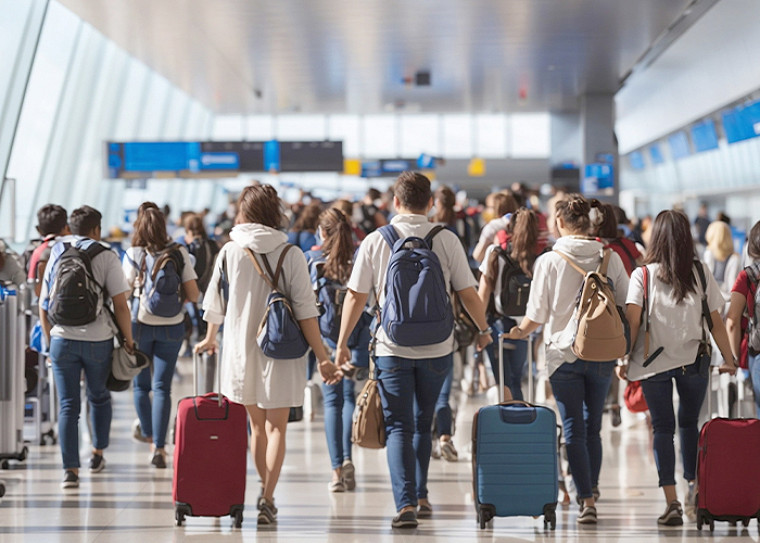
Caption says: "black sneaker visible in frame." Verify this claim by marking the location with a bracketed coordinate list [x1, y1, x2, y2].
[151, 451, 167, 469]
[61, 470, 79, 489]
[391, 510, 418, 529]
[88, 454, 105, 473]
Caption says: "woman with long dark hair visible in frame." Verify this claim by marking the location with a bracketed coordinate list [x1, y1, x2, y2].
[306, 208, 372, 492]
[195, 184, 342, 524]
[505, 195, 629, 524]
[619, 210, 736, 525]
[123, 206, 200, 468]
[288, 201, 322, 252]
[478, 207, 542, 401]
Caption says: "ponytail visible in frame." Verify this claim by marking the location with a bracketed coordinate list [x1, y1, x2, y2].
[320, 208, 354, 284]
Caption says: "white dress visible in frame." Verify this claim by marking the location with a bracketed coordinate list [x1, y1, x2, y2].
[202, 223, 319, 408]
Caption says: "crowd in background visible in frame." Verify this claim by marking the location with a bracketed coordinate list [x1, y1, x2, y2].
[2, 176, 759, 529]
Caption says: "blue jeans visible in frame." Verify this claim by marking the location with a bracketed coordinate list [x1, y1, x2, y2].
[322, 377, 356, 469]
[132, 322, 184, 449]
[486, 316, 528, 400]
[375, 354, 452, 510]
[49, 338, 113, 470]
[433, 367, 453, 436]
[749, 353, 760, 418]
[641, 364, 708, 486]
[549, 360, 614, 499]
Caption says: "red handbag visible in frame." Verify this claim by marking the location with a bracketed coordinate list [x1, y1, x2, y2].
[624, 380, 648, 413]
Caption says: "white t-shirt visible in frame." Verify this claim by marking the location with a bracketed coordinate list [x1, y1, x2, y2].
[40, 236, 130, 342]
[123, 245, 197, 326]
[347, 214, 478, 359]
[626, 261, 724, 381]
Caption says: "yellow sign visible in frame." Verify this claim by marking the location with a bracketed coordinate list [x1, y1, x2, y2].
[468, 158, 485, 177]
[344, 159, 361, 176]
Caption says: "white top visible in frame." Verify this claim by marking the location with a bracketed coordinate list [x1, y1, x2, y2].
[122, 245, 197, 326]
[40, 236, 130, 342]
[347, 213, 478, 359]
[702, 250, 741, 304]
[203, 223, 319, 407]
[477, 216, 510, 248]
[626, 261, 724, 381]
[525, 236, 630, 376]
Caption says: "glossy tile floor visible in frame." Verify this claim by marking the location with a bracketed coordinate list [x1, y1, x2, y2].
[2, 358, 759, 543]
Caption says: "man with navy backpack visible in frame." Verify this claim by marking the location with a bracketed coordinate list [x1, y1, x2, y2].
[39, 206, 133, 490]
[336, 171, 492, 529]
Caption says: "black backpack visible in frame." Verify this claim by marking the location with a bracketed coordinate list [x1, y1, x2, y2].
[48, 242, 107, 326]
[187, 238, 219, 292]
[493, 246, 532, 317]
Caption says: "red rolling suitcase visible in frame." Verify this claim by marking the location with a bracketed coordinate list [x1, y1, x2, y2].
[696, 416, 760, 532]
[173, 352, 248, 527]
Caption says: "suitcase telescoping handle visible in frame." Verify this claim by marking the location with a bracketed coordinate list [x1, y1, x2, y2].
[194, 346, 222, 408]
[498, 332, 533, 404]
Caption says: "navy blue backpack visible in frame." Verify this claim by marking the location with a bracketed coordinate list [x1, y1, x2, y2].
[378, 225, 454, 346]
[248, 245, 309, 360]
[138, 244, 185, 318]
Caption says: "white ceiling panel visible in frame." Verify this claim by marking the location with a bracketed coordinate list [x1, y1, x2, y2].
[57, 0, 698, 114]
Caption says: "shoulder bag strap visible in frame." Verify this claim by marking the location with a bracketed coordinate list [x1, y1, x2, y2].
[642, 266, 650, 358]
[693, 260, 714, 332]
[554, 250, 587, 277]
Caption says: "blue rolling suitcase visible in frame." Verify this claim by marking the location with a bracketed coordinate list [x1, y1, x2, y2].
[472, 334, 558, 530]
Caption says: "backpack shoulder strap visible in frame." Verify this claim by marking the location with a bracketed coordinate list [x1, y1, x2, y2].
[598, 249, 612, 276]
[246, 248, 275, 290]
[554, 250, 587, 277]
[378, 225, 399, 248]
[424, 225, 446, 248]
[271, 244, 293, 289]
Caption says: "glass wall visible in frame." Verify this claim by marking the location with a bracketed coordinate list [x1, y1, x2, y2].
[2, 1, 213, 244]
[210, 112, 551, 161]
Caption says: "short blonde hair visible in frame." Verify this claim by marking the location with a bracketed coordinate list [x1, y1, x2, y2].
[706, 221, 734, 261]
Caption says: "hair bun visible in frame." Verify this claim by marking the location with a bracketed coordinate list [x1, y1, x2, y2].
[568, 197, 590, 216]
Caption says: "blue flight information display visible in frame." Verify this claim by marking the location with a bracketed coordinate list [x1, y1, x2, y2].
[106, 140, 342, 178]
[722, 100, 760, 144]
[691, 119, 719, 152]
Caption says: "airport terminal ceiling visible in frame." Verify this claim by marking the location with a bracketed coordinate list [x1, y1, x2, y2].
[58, 0, 697, 115]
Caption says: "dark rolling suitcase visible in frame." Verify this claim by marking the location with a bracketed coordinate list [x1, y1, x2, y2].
[472, 334, 558, 530]
[173, 351, 248, 527]
[696, 372, 760, 532]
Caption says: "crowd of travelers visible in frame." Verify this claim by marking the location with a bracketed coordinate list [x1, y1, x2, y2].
[2, 173, 759, 530]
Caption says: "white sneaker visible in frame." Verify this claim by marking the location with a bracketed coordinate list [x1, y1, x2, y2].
[684, 482, 697, 522]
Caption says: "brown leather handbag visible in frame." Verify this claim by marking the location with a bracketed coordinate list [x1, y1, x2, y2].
[351, 357, 386, 449]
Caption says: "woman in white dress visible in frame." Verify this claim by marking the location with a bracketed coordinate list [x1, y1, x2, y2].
[195, 184, 342, 525]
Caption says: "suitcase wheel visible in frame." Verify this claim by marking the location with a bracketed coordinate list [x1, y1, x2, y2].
[175, 504, 191, 527]
[544, 511, 556, 530]
[743, 518, 751, 528]
[0, 482, 5, 498]
[0, 460, 9, 470]
[230, 505, 244, 528]
[477, 505, 494, 529]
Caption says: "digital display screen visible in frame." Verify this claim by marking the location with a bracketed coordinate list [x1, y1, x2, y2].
[649, 144, 664, 165]
[106, 140, 342, 178]
[668, 131, 691, 160]
[628, 151, 645, 170]
[691, 120, 719, 152]
[723, 100, 760, 144]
